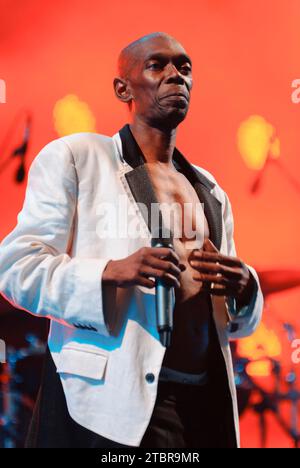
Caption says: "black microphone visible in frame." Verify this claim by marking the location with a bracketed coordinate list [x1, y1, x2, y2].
[151, 227, 175, 347]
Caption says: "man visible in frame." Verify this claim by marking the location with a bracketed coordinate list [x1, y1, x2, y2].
[0, 32, 263, 448]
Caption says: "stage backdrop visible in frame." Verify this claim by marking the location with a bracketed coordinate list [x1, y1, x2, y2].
[0, 0, 300, 448]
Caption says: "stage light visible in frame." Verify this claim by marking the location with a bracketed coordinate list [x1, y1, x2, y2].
[53, 94, 96, 137]
[246, 360, 272, 378]
[237, 322, 282, 377]
[237, 115, 280, 171]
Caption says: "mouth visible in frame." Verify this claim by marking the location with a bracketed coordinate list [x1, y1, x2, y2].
[162, 93, 189, 102]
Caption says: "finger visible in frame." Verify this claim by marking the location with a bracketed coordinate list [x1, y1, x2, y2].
[189, 260, 241, 280]
[141, 268, 181, 288]
[150, 250, 186, 271]
[163, 273, 181, 288]
[192, 273, 236, 287]
[139, 277, 156, 289]
[144, 257, 182, 278]
[151, 247, 180, 266]
[192, 250, 243, 268]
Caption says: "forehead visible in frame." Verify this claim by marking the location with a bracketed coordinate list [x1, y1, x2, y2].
[132, 36, 189, 63]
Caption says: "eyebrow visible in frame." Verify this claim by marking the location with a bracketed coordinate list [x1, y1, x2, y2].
[144, 52, 192, 66]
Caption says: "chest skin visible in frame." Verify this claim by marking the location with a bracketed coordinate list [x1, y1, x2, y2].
[145, 163, 211, 373]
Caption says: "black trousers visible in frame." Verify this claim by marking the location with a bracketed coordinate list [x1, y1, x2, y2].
[140, 378, 225, 448]
[26, 348, 234, 448]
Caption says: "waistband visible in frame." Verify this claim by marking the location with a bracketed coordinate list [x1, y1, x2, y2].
[158, 366, 208, 386]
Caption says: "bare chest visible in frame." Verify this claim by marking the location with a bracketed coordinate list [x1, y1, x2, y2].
[146, 164, 212, 372]
[145, 164, 208, 247]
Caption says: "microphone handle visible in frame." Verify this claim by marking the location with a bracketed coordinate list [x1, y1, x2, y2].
[156, 279, 174, 332]
[154, 241, 175, 347]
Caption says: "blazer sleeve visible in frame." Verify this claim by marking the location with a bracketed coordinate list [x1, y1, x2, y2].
[0, 138, 112, 336]
[222, 190, 264, 339]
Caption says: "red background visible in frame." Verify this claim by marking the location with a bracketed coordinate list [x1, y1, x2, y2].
[0, 0, 300, 448]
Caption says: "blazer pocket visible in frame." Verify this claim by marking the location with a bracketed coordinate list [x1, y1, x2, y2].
[57, 347, 109, 380]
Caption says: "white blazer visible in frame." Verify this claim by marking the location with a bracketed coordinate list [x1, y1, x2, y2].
[0, 129, 264, 447]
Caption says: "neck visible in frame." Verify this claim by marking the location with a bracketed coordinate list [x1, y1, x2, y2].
[129, 116, 177, 168]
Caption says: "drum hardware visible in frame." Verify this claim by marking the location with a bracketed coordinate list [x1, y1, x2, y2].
[234, 322, 300, 448]
[0, 334, 45, 448]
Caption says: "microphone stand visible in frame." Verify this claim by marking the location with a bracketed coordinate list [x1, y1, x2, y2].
[250, 151, 300, 196]
[0, 109, 32, 183]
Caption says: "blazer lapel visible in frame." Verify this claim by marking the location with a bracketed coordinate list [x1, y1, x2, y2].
[172, 147, 223, 250]
[118, 124, 223, 250]
[124, 165, 169, 243]
[194, 182, 223, 250]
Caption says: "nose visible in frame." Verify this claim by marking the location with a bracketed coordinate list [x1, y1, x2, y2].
[165, 63, 185, 84]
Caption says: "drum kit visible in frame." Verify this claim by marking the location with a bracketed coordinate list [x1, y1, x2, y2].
[234, 268, 300, 448]
[0, 302, 47, 448]
[234, 330, 300, 448]
[0, 269, 299, 448]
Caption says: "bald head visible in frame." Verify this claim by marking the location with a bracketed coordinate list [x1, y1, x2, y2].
[117, 32, 184, 79]
[114, 32, 192, 129]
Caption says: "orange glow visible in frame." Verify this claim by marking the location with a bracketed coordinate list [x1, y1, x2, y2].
[237, 115, 281, 170]
[53, 94, 96, 136]
[246, 360, 273, 378]
[237, 321, 282, 366]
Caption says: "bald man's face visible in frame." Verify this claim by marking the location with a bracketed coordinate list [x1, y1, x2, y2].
[115, 36, 193, 129]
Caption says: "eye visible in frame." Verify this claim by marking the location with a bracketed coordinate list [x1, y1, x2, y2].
[180, 65, 192, 74]
[147, 62, 163, 70]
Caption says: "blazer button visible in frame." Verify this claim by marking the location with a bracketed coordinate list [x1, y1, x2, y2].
[145, 373, 155, 384]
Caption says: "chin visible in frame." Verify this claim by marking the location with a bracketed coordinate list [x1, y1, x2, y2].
[165, 109, 188, 129]
[151, 108, 188, 131]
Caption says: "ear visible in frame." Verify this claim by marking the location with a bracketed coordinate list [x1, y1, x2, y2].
[113, 77, 133, 104]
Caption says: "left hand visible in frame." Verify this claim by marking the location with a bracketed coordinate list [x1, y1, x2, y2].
[189, 238, 254, 305]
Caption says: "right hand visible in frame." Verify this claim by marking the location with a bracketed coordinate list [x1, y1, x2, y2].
[102, 247, 186, 289]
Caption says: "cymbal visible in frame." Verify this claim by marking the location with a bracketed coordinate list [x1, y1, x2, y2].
[257, 269, 300, 296]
